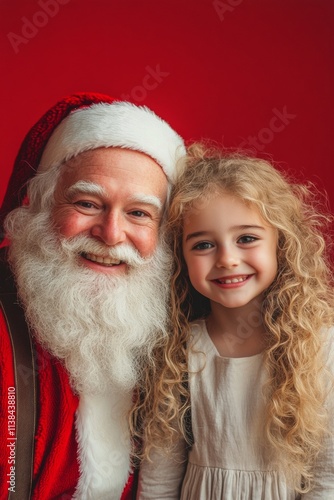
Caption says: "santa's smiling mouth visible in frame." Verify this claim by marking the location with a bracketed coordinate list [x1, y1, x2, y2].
[81, 252, 123, 266]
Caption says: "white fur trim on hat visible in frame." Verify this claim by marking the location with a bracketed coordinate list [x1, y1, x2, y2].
[39, 101, 185, 182]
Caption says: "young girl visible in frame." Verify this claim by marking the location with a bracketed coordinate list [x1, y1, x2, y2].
[133, 145, 334, 499]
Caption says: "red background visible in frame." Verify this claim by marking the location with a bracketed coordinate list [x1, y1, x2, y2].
[1, 0, 333, 212]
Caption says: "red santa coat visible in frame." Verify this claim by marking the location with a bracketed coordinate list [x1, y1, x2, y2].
[0, 305, 135, 499]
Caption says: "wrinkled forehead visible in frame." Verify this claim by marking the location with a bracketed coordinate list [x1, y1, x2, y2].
[57, 146, 169, 206]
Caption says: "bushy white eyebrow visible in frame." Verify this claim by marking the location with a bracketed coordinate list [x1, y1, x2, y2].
[67, 181, 106, 197]
[66, 182, 162, 211]
[129, 194, 162, 211]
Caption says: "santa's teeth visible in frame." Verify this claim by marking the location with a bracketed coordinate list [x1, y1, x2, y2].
[84, 253, 121, 265]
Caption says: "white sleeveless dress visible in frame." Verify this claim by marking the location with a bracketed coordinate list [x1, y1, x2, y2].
[137, 320, 334, 499]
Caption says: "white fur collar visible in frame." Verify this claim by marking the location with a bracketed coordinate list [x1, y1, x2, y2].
[73, 388, 132, 499]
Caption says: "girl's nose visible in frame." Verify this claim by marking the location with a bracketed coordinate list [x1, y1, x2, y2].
[215, 245, 240, 269]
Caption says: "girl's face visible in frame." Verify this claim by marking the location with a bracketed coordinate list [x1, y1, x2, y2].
[182, 193, 278, 310]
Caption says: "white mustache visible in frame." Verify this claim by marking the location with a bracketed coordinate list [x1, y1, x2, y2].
[60, 235, 148, 267]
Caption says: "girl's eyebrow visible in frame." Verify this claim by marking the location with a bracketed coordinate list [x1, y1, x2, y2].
[184, 231, 209, 242]
[184, 225, 266, 242]
[234, 224, 266, 231]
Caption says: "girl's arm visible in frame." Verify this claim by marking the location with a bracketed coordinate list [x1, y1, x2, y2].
[302, 428, 334, 498]
[136, 438, 188, 499]
[303, 331, 334, 498]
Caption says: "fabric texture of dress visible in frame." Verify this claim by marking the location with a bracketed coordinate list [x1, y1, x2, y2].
[138, 319, 334, 500]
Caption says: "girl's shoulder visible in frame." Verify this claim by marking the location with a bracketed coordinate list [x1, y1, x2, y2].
[189, 318, 207, 347]
[322, 326, 334, 365]
[190, 318, 206, 334]
[322, 325, 334, 345]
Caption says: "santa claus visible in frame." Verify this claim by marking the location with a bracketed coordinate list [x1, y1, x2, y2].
[0, 93, 185, 499]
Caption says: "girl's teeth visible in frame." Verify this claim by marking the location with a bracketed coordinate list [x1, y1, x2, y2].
[223, 276, 247, 284]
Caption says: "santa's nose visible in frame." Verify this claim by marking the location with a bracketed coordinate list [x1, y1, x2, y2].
[91, 211, 127, 246]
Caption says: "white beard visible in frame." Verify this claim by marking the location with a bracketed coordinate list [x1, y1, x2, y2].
[6, 202, 173, 498]
[6, 207, 172, 395]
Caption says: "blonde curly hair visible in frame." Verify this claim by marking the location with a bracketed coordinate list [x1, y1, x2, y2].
[130, 143, 334, 492]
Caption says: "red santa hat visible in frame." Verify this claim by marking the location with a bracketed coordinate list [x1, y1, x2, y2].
[0, 92, 185, 240]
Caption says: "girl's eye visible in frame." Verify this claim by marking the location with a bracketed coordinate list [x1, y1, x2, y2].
[238, 235, 258, 244]
[192, 241, 214, 250]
